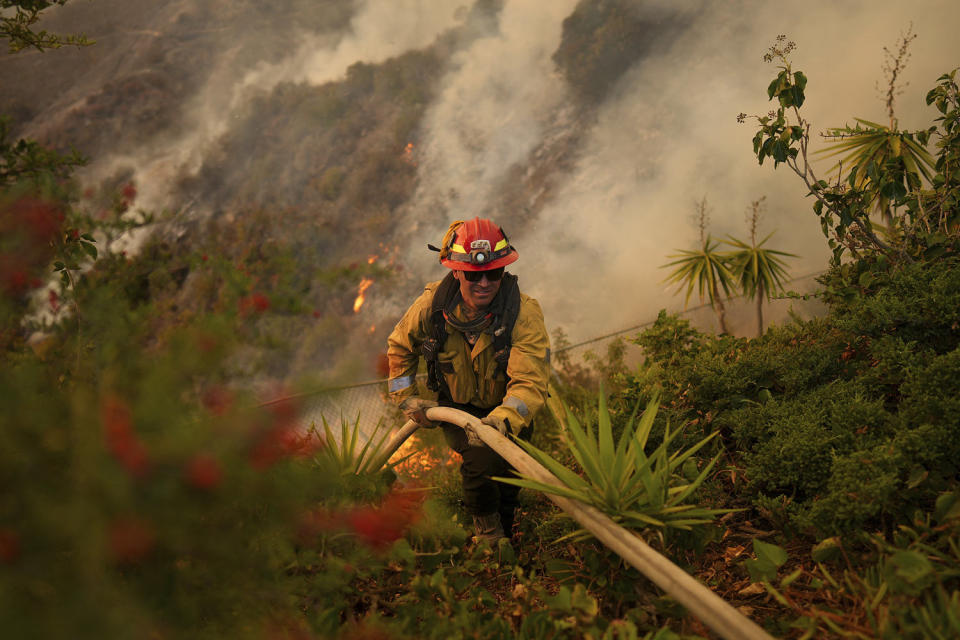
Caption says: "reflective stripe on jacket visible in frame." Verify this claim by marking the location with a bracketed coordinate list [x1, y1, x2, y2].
[387, 279, 550, 430]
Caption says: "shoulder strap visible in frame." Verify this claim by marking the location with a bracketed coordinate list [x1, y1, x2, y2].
[422, 272, 459, 395]
[492, 273, 521, 380]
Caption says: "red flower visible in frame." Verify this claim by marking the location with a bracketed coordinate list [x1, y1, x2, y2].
[185, 454, 223, 490]
[0, 529, 20, 564]
[201, 386, 233, 415]
[248, 397, 310, 469]
[346, 490, 424, 551]
[101, 394, 150, 478]
[101, 393, 133, 440]
[121, 183, 137, 202]
[48, 289, 59, 312]
[249, 427, 317, 470]
[108, 517, 155, 564]
[0, 261, 28, 295]
[239, 292, 270, 315]
[17, 197, 63, 243]
[0, 196, 62, 297]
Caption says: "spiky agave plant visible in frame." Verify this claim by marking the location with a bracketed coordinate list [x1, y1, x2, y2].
[497, 391, 733, 542]
[311, 413, 414, 477]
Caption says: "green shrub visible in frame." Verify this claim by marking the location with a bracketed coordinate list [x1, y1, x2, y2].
[625, 255, 960, 537]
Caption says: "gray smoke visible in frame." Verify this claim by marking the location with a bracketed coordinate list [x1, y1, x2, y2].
[404, 0, 960, 342]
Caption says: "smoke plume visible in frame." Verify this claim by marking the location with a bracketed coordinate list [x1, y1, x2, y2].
[404, 0, 960, 341]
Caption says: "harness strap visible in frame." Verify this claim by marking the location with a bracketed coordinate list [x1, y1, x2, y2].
[492, 273, 521, 380]
[421, 271, 522, 399]
[422, 272, 459, 396]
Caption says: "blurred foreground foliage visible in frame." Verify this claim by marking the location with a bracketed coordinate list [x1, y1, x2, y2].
[2, 189, 705, 638]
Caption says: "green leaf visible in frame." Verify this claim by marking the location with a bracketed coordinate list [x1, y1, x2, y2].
[934, 491, 960, 524]
[887, 550, 933, 585]
[561, 405, 605, 487]
[906, 466, 928, 489]
[745, 539, 788, 581]
[80, 241, 97, 260]
[754, 539, 788, 566]
[811, 537, 843, 563]
[597, 390, 615, 469]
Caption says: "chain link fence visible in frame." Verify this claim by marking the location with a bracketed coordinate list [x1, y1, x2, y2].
[280, 379, 400, 444]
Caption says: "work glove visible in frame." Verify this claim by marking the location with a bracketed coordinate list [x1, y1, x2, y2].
[399, 397, 438, 428]
[481, 414, 511, 436]
[465, 414, 511, 447]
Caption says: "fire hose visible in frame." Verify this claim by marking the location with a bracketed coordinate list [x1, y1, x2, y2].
[373, 407, 774, 640]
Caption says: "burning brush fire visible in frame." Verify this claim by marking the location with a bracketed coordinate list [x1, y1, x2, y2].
[391, 436, 459, 479]
[353, 277, 374, 313]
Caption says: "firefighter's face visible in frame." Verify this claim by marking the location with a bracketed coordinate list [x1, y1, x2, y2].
[455, 269, 501, 311]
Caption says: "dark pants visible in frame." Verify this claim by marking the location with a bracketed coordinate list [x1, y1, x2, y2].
[438, 399, 532, 528]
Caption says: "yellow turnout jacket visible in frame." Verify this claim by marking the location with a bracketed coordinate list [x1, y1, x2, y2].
[387, 278, 550, 430]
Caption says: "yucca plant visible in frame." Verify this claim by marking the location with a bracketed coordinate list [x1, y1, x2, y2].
[725, 197, 797, 337]
[311, 413, 413, 477]
[497, 391, 733, 542]
[662, 235, 736, 334]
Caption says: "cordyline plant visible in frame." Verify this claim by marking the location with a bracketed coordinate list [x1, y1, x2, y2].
[498, 390, 733, 543]
[662, 236, 735, 334]
[726, 197, 797, 337]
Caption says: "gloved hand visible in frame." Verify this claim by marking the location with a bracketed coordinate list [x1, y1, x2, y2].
[464, 414, 511, 447]
[399, 397, 439, 428]
[481, 414, 511, 436]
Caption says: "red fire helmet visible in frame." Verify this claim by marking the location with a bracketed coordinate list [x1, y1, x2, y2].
[436, 217, 519, 271]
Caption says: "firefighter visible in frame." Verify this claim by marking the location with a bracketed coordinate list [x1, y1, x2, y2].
[387, 217, 550, 542]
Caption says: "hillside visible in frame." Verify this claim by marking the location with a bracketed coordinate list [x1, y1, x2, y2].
[3, 1, 960, 638]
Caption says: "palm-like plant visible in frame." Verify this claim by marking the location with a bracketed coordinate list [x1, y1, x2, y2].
[818, 117, 935, 221]
[496, 391, 732, 543]
[726, 234, 794, 337]
[662, 235, 735, 334]
[725, 197, 796, 337]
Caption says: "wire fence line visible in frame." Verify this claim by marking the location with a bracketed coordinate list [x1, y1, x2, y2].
[555, 269, 827, 355]
[276, 269, 827, 437]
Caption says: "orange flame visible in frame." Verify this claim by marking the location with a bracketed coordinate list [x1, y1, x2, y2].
[353, 277, 374, 313]
[392, 437, 460, 478]
[402, 142, 416, 166]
